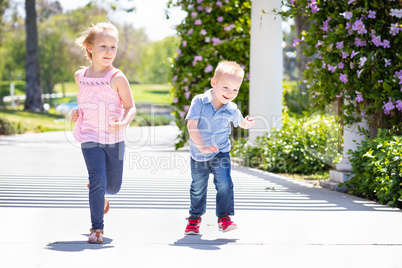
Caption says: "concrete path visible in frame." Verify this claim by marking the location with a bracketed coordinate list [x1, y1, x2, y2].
[1, 126, 402, 268]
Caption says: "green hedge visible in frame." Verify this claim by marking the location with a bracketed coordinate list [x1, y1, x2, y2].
[343, 129, 402, 208]
[231, 112, 342, 174]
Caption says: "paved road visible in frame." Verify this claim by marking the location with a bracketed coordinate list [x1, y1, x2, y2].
[1, 126, 402, 268]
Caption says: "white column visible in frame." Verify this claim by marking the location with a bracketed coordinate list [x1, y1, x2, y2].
[249, 0, 283, 142]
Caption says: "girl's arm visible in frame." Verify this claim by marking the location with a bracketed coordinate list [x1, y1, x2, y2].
[71, 71, 81, 122]
[187, 119, 219, 154]
[110, 72, 136, 133]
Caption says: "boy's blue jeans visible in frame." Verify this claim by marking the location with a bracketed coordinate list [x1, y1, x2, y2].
[81, 141, 124, 230]
[189, 152, 234, 218]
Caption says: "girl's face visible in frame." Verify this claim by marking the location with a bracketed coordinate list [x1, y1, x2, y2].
[87, 31, 118, 67]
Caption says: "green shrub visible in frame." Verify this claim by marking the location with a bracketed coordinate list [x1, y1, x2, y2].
[343, 129, 402, 208]
[131, 113, 173, 127]
[0, 117, 25, 135]
[231, 112, 342, 174]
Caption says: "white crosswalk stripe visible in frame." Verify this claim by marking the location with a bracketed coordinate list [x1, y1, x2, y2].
[0, 173, 343, 211]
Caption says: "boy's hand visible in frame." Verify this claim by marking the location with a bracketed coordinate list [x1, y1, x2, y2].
[241, 115, 255, 129]
[71, 109, 79, 122]
[200, 145, 219, 154]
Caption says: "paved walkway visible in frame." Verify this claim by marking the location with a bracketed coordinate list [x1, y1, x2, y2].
[1, 126, 402, 268]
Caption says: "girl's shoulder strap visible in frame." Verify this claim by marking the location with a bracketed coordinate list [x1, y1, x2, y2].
[79, 67, 89, 79]
[105, 68, 121, 81]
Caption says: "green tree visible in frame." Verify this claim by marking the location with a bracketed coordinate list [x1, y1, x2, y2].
[137, 36, 179, 84]
[278, 0, 402, 135]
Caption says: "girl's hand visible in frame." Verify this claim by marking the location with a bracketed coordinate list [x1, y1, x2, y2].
[71, 109, 80, 122]
[241, 115, 255, 129]
[109, 119, 126, 134]
[200, 145, 219, 154]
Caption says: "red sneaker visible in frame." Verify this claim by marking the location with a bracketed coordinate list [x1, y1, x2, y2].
[218, 216, 238, 233]
[185, 216, 202, 235]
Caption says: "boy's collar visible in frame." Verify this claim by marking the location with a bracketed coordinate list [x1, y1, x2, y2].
[201, 89, 230, 110]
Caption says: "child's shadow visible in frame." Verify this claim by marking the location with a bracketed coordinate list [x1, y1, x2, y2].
[170, 235, 238, 250]
[46, 234, 114, 252]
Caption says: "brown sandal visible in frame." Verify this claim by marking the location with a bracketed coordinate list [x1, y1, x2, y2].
[87, 183, 110, 214]
[88, 229, 104, 244]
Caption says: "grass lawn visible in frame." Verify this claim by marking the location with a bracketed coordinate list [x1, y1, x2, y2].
[53, 82, 172, 104]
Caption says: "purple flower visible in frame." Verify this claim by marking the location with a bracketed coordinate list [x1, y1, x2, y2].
[336, 41, 344, 49]
[173, 75, 178, 81]
[390, 9, 402, 18]
[327, 64, 337, 73]
[338, 62, 344, 69]
[361, 110, 365, 116]
[340, 73, 348, 83]
[247, 73, 250, 80]
[192, 55, 203, 66]
[357, 69, 364, 78]
[359, 57, 367, 68]
[289, 0, 295, 4]
[217, 17, 224, 22]
[382, 40, 390, 48]
[355, 38, 367, 47]
[200, 29, 207, 35]
[173, 97, 178, 103]
[322, 61, 326, 68]
[371, 33, 382, 47]
[197, 0, 203, 3]
[180, 111, 186, 119]
[185, 91, 191, 100]
[224, 24, 235, 31]
[184, 77, 188, 82]
[346, 22, 351, 29]
[293, 38, 301, 47]
[204, 64, 213, 73]
[323, 19, 330, 33]
[342, 52, 349, 59]
[383, 98, 395, 115]
[191, 12, 197, 18]
[315, 40, 324, 48]
[187, 29, 193, 35]
[368, 11, 376, 19]
[348, 0, 355, 4]
[385, 59, 391, 67]
[390, 23, 401, 36]
[216, 1, 223, 7]
[352, 19, 367, 34]
[395, 70, 402, 84]
[194, 20, 202, 25]
[396, 100, 402, 111]
[197, 6, 204, 11]
[184, 105, 189, 112]
[182, 41, 187, 47]
[205, 7, 212, 13]
[351, 50, 359, 58]
[345, 12, 353, 20]
[205, 37, 211, 43]
[212, 37, 221, 45]
[356, 94, 363, 102]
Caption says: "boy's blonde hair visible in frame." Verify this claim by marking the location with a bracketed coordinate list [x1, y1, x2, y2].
[75, 21, 119, 61]
[213, 61, 245, 80]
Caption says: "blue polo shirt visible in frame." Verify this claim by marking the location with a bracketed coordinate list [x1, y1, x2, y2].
[186, 89, 243, 162]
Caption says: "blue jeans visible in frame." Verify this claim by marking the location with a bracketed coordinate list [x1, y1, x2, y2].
[81, 141, 125, 230]
[189, 152, 234, 218]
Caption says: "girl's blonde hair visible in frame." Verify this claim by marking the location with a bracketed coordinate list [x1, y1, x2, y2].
[75, 21, 119, 61]
[213, 61, 245, 80]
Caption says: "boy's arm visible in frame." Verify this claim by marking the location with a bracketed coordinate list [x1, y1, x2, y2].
[187, 119, 219, 154]
[239, 115, 255, 129]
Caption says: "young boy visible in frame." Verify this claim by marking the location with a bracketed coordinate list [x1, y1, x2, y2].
[184, 61, 255, 234]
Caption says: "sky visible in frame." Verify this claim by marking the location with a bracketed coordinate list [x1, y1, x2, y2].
[59, 0, 187, 41]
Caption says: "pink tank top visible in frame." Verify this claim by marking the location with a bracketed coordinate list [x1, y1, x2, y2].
[73, 67, 125, 144]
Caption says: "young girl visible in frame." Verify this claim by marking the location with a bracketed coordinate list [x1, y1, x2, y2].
[71, 21, 136, 244]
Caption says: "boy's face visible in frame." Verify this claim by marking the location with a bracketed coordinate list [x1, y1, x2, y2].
[211, 73, 243, 106]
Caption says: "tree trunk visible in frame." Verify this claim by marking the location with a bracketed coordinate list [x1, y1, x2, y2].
[24, 0, 43, 112]
[294, 14, 310, 82]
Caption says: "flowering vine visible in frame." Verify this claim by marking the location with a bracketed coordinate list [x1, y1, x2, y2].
[278, 0, 402, 133]
[167, 0, 251, 148]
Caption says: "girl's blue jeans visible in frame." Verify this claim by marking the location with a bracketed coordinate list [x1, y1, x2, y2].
[189, 152, 234, 218]
[81, 141, 124, 230]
